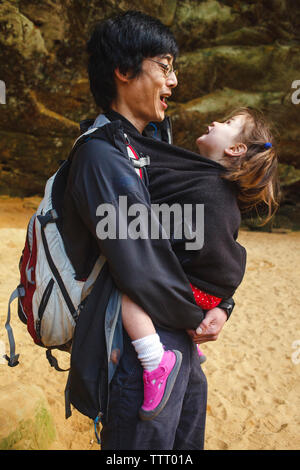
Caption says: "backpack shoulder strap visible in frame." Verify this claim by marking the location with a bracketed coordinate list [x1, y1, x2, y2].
[67, 115, 111, 163]
[81, 254, 107, 302]
[71, 116, 151, 179]
[123, 133, 150, 179]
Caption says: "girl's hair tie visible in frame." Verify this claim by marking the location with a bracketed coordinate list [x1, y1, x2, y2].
[264, 142, 272, 149]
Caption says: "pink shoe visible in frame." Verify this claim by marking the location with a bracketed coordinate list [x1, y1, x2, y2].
[196, 345, 207, 364]
[139, 349, 182, 421]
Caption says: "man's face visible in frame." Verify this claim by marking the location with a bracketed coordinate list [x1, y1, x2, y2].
[122, 54, 178, 131]
[196, 114, 247, 159]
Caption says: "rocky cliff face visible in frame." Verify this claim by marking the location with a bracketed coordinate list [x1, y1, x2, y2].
[0, 0, 300, 224]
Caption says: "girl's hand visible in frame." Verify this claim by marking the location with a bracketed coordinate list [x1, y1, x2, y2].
[187, 307, 227, 344]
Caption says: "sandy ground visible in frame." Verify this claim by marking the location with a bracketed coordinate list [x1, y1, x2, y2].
[0, 196, 299, 450]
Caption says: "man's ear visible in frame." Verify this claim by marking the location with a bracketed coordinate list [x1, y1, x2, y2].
[114, 67, 131, 83]
[224, 142, 247, 157]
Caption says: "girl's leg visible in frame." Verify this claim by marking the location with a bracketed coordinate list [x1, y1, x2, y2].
[121, 293, 156, 340]
[121, 294, 182, 421]
[196, 344, 207, 364]
[122, 294, 164, 371]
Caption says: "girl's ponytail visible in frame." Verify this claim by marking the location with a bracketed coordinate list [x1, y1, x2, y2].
[222, 108, 280, 224]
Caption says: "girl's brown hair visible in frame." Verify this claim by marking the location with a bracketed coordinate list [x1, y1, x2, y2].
[222, 107, 280, 224]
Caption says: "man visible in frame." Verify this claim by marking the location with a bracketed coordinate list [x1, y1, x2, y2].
[63, 11, 232, 450]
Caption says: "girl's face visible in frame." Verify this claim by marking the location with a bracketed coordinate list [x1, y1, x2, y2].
[196, 114, 247, 162]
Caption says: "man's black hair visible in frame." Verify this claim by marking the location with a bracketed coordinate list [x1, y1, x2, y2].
[87, 10, 179, 111]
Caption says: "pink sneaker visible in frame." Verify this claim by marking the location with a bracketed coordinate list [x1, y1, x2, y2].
[196, 345, 207, 364]
[139, 349, 182, 421]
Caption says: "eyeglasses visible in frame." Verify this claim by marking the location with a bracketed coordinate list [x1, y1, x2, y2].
[146, 58, 178, 78]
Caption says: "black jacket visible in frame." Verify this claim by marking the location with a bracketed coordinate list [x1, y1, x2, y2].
[127, 131, 247, 298]
[62, 117, 204, 332]
[63, 113, 211, 421]
[63, 112, 240, 421]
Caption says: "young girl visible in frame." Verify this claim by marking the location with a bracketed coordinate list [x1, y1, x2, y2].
[120, 107, 279, 421]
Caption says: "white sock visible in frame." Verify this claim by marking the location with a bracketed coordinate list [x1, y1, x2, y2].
[132, 333, 164, 372]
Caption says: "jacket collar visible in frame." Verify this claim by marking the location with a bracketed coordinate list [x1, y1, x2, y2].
[79, 110, 140, 136]
[79, 111, 173, 144]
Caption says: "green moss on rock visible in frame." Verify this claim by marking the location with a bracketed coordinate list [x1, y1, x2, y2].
[0, 398, 56, 450]
[0, 383, 56, 450]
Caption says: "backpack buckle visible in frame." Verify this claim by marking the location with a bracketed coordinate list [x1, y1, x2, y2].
[5, 354, 20, 367]
[37, 209, 58, 228]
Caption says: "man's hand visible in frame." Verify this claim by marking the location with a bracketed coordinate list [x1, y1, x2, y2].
[187, 307, 227, 344]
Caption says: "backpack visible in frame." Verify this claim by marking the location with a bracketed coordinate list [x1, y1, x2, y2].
[4, 116, 150, 371]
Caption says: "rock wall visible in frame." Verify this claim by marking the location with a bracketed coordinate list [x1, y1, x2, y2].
[0, 0, 300, 220]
